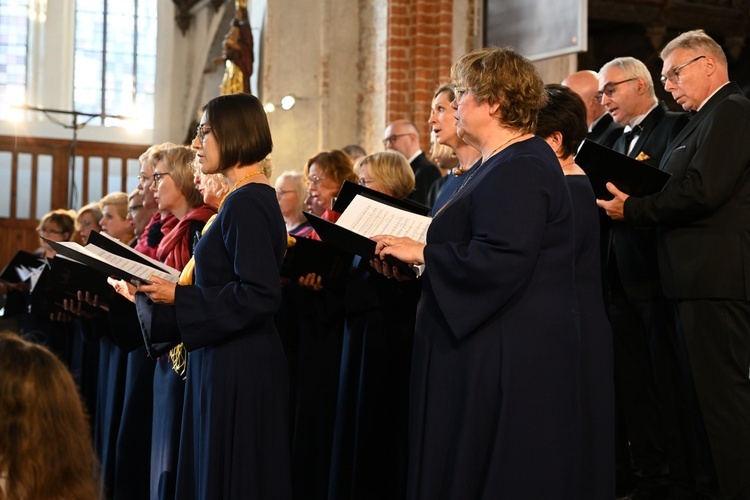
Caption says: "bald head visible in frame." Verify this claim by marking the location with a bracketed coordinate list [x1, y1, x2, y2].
[383, 119, 420, 158]
[562, 70, 607, 127]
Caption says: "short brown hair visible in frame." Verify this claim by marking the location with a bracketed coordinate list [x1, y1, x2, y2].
[201, 93, 273, 173]
[36, 209, 76, 240]
[537, 84, 588, 159]
[451, 47, 546, 133]
[304, 150, 357, 187]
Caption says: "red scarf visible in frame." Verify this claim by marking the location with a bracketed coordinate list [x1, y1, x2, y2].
[156, 205, 217, 271]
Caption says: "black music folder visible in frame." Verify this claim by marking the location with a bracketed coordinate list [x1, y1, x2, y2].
[1, 250, 44, 282]
[576, 139, 672, 200]
[48, 255, 115, 306]
[281, 236, 352, 289]
[333, 180, 431, 216]
[304, 213, 418, 278]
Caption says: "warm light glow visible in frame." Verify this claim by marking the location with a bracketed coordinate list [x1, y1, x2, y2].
[264, 103, 276, 113]
[280, 95, 296, 110]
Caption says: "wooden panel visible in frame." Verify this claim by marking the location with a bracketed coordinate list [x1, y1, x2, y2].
[0, 135, 150, 268]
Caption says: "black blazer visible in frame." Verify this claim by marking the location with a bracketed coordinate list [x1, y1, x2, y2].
[625, 83, 750, 300]
[605, 102, 689, 299]
[407, 152, 441, 208]
[588, 113, 623, 149]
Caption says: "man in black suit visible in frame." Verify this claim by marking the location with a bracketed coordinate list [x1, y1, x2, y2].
[600, 30, 750, 499]
[383, 119, 440, 207]
[597, 56, 691, 499]
[563, 70, 623, 148]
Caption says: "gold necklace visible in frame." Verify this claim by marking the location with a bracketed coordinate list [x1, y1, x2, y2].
[218, 169, 263, 211]
[484, 134, 522, 162]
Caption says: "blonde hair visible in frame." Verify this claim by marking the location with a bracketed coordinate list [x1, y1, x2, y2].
[99, 192, 129, 219]
[139, 142, 179, 174]
[355, 151, 415, 200]
[0, 332, 100, 499]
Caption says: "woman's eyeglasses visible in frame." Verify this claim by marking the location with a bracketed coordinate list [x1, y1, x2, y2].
[152, 172, 172, 185]
[196, 124, 212, 143]
[307, 174, 326, 186]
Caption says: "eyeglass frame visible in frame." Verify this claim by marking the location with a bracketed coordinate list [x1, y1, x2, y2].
[358, 177, 374, 187]
[137, 173, 152, 183]
[307, 174, 327, 186]
[382, 133, 413, 147]
[660, 55, 705, 88]
[196, 124, 212, 143]
[152, 171, 172, 185]
[595, 78, 638, 104]
[453, 86, 474, 102]
[275, 189, 294, 197]
[37, 228, 65, 236]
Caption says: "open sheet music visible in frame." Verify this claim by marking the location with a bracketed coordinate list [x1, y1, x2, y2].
[336, 195, 431, 243]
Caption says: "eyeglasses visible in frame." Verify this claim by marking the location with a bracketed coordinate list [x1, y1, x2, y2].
[454, 86, 474, 102]
[128, 205, 143, 216]
[307, 174, 326, 186]
[358, 177, 373, 187]
[137, 173, 151, 183]
[595, 78, 638, 103]
[152, 171, 172, 185]
[660, 55, 705, 87]
[196, 124, 212, 143]
[38, 228, 64, 236]
[382, 134, 412, 147]
[275, 189, 293, 197]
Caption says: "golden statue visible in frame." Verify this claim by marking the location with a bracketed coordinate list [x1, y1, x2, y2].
[219, 0, 254, 95]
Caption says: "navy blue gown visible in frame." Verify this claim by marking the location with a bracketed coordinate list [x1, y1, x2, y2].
[566, 175, 615, 499]
[172, 183, 292, 499]
[407, 137, 581, 499]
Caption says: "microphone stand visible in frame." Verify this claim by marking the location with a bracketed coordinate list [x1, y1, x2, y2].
[17, 105, 134, 209]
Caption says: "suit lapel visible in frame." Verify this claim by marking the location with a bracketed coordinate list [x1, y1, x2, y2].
[659, 83, 741, 169]
[629, 102, 667, 158]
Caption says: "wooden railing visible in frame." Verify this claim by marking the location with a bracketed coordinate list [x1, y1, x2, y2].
[0, 135, 150, 267]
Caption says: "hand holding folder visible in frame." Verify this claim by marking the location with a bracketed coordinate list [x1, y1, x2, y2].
[575, 139, 672, 200]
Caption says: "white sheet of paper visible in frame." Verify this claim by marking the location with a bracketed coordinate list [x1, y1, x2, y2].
[96, 231, 179, 276]
[56, 242, 180, 284]
[15, 263, 46, 289]
[336, 195, 431, 244]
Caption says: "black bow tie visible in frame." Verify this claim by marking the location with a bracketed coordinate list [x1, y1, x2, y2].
[623, 124, 643, 140]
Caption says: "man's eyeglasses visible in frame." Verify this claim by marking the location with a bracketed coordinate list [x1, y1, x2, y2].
[595, 78, 638, 103]
[196, 124, 212, 143]
[152, 172, 172, 185]
[137, 173, 151, 183]
[382, 134, 412, 147]
[275, 189, 293, 197]
[454, 86, 474, 102]
[660, 55, 705, 87]
[128, 205, 143, 216]
[307, 174, 326, 186]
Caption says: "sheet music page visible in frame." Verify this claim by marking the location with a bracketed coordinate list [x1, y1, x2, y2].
[336, 195, 431, 243]
[56, 242, 180, 284]
[15, 263, 46, 289]
[95, 231, 180, 276]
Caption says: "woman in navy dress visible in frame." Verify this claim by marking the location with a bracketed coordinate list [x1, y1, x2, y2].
[537, 83, 615, 500]
[139, 93, 291, 499]
[373, 48, 581, 499]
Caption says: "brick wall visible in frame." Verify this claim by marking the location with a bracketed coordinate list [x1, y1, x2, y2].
[386, 0, 455, 153]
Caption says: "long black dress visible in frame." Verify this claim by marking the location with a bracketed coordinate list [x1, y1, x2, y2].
[172, 183, 292, 499]
[407, 137, 581, 499]
[566, 175, 615, 499]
